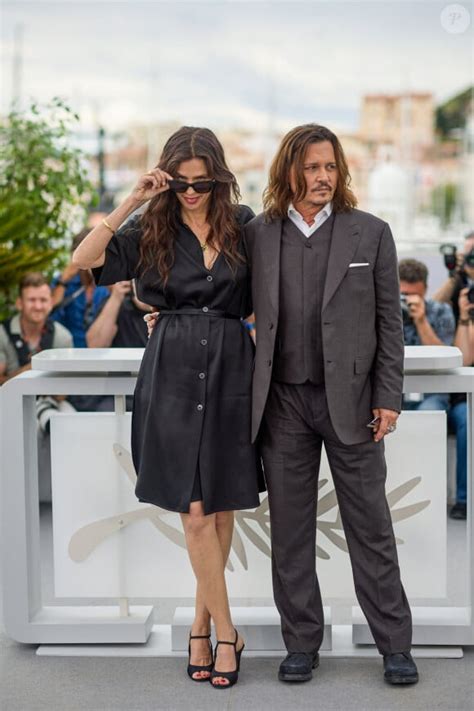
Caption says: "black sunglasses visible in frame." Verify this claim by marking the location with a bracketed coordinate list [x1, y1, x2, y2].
[168, 179, 216, 194]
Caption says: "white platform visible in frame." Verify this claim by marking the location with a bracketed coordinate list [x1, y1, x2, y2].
[3, 345, 472, 648]
[32, 347, 145, 372]
[36, 623, 463, 658]
[31, 345, 463, 373]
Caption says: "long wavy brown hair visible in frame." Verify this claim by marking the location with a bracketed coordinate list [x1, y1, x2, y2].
[138, 127, 242, 285]
[263, 124, 357, 220]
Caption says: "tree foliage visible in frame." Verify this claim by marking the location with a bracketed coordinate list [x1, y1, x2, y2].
[436, 86, 473, 139]
[0, 98, 97, 319]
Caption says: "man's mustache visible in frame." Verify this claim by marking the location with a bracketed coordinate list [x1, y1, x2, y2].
[312, 185, 332, 192]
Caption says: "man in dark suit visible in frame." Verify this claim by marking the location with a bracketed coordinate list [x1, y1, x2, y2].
[244, 124, 418, 685]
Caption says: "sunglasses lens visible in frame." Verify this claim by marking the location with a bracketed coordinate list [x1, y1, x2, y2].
[192, 181, 215, 193]
[168, 179, 216, 193]
[168, 180, 188, 193]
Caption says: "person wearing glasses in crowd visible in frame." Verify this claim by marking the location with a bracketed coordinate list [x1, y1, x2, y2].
[72, 127, 264, 690]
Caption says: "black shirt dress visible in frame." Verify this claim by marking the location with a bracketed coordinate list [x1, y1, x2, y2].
[93, 205, 264, 515]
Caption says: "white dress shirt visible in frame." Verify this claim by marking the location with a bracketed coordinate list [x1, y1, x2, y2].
[287, 202, 333, 238]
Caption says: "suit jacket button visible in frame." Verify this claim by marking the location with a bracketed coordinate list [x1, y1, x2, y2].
[267, 359, 272, 366]
[269, 323, 274, 330]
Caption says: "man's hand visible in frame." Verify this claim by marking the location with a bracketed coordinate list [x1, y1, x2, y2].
[458, 287, 471, 321]
[144, 311, 160, 339]
[405, 294, 426, 324]
[371, 407, 399, 442]
[110, 281, 132, 302]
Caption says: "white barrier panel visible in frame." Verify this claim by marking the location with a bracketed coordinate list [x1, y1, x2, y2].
[51, 410, 445, 600]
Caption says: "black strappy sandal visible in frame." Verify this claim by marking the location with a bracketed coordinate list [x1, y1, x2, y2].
[210, 628, 245, 689]
[187, 633, 213, 682]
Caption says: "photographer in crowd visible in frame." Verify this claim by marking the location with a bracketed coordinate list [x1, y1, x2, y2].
[0, 272, 73, 384]
[0, 272, 74, 430]
[51, 227, 110, 347]
[86, 279, 151, 410]
[433, 232, 474, 324]
[51, 227, 113, 413]
[399, 259, 455, 410]
[432, 234, 474, 520]
[86, 279, 151, 349]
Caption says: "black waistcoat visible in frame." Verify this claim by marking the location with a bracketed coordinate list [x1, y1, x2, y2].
[273, 213, 335, 384]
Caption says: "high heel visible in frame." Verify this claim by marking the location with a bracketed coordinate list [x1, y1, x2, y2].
[187, 633, 213, 682]
[210, 628, 245, 689]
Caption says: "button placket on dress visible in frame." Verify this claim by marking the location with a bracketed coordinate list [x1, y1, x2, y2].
[196, 271, 215, 413]
[196, 314, 210, 414]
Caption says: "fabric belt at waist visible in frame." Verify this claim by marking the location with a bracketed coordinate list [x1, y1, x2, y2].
[159, 308, 241, 320]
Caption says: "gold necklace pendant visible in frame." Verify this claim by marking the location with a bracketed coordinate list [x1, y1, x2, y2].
[201, 242, 207, 251]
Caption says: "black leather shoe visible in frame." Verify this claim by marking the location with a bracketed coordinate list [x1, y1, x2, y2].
[449, 503, 467, 520]
[383, 652, 419, 685]
[278, 651, 319, 682]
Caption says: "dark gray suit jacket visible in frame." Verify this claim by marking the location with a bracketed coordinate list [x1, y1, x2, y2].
[244, 208, 404, 445]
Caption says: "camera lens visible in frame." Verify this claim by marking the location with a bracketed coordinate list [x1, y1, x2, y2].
[440, 243, 458, 272]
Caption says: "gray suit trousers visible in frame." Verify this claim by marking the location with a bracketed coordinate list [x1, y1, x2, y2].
[261, 380, 413, 655]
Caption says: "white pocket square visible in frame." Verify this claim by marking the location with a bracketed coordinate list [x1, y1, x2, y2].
[348, 262, 370, 267]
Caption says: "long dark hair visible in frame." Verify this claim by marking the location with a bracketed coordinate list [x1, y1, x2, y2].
[263, 124, 357, 220]
[139, 127, 242, 285]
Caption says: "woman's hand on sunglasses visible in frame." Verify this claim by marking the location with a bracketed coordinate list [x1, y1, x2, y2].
[131, 168, 174, 203]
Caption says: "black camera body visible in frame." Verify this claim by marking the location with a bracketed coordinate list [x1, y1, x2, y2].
[400, 293, 413, 326]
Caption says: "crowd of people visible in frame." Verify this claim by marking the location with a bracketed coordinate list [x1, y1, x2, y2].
[0, 222, 151, 425]
[398, 233, 474, 520]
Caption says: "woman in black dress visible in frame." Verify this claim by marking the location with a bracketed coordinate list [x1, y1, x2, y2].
[73, 127, 264, 689]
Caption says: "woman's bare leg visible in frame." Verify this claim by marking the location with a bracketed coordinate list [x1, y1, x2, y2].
[181, 503, 243, 685]
[190, 511, 234, 679]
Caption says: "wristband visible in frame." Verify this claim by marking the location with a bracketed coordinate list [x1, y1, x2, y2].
[458, 318, 470, 326]
[244, 322, 256, 331]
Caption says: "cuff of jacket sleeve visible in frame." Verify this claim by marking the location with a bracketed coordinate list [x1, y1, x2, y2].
[371, 393, 402, 413]
[371, 402, 402, 413]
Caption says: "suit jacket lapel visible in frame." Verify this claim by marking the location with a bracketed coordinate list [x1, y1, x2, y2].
[322, 211, 361, 312]
[260, 218, 282, 316]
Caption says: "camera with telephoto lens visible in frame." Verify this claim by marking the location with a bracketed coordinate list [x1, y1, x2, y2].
[440, 243, 474, 308]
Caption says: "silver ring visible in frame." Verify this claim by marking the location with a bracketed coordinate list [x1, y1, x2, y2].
[387, 424, 397, 433]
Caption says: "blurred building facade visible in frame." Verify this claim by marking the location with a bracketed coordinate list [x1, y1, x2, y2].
[360, 92, 435, 158]
[83, 89, 471, 247]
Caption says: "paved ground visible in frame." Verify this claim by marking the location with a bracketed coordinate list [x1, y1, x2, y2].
[1, 505, 473, 711]
[2, 633, 473, 711]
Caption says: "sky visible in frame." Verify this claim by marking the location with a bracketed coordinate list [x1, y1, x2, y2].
[1, 0, 473, 133]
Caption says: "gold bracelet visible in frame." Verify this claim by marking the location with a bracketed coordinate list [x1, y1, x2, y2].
[102, 218, 115, 235]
